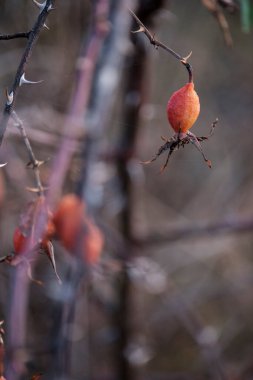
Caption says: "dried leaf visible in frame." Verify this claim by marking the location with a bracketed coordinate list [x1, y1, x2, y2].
[26, 262, 43, 286]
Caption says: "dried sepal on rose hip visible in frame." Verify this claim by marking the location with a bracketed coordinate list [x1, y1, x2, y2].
[53, 193, 104, 265]
[6, 196, 61, 284]
[12, 197, 54, 256]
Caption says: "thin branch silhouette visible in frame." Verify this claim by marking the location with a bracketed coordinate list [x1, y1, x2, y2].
[0, 32, 30, 40]
[0, 0, 54, 147]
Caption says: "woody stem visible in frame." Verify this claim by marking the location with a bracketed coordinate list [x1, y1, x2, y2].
[129, 9, 193, 83]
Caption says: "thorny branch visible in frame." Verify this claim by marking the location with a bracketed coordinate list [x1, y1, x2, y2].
[0, 0, 54, 147]
[129, 9, 193, 82]
[11, 111, 45, 196]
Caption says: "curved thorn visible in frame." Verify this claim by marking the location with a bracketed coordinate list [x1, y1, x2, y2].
[27, 160, 46, 168]
[6, 89, 13, 106]
[0, 255, 9, 263]
[19, 73, 43, 87]
[140, 157, 157, 165]
[181, 51, 192, 63]
[32, 0, 53, 12]
[132, 26, 145, 34]
[0, 163, 7, 168]
[26, 186, 49, 193]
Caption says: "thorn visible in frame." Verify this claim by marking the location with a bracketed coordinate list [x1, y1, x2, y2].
[26, 158, 49, 168]
[43, 23, 50, 30]
[140, 158, 156, 165]
[26, 186, 49, 193]
[19, 73, 43, 87]
[6, 89, 13, 106]
[0, 163, 7, 168]
[132, 26, 145, 34]
[0, 254, 11, 263]
[181, 51, 192, 64]
[32, 0, 53, 12]
[44, 241, 62, 285]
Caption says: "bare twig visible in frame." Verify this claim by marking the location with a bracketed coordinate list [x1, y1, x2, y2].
[0, 0, 54, 147]
[201, 0, 234, 46]
[11, 111, 45, 196]
[0, 32, 30, 40]
[129, 9, 193, 82]
[138, 216, 253, 247]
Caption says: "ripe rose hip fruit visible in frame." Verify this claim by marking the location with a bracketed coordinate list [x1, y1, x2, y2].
[53, 194, 85, 250]
[13, 227, 29, 254]
[83, 220, 104, 264]
[167, 82, 200, 135]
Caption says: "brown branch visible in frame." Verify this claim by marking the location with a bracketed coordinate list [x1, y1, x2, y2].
[11, 111, 45, 196]
[0, 0, 54, 147]
[46, 1, 110, 207]
[0, 32, 31, 40]
[129, 9, 193, 82]
[201, 0, 233, 46]
[138, 216, 253, 247]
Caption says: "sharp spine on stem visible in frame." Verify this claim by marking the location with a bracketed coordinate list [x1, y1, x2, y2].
[6, 90, 14, 106]
[32, 0, 53, 12]
[19, 73, 43, 87]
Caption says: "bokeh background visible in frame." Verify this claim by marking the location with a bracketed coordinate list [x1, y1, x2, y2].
[1, 1, 253, 380]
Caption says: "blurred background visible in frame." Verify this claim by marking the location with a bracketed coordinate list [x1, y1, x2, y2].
[0, 1, 253, 380]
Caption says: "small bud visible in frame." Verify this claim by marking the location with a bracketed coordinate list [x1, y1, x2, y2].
[19, 73, 43, 87]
